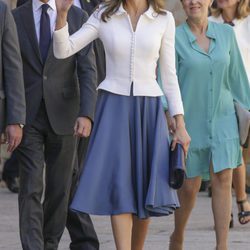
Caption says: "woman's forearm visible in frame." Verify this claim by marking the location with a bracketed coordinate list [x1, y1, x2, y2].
[56, 12, 68, 30]
[174, 114, 185, 128]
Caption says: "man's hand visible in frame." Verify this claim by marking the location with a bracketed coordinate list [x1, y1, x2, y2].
[4, 125, 23, 152]
[74, 117, 92, 138]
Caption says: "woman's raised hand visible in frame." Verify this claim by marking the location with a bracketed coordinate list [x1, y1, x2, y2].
[55, 0, 74, 14]
[55, 0, 74, 30]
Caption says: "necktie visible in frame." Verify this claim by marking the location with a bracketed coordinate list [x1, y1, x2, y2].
[39, 4, 51, 64]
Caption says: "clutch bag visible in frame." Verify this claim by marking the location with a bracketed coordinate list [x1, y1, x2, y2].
[169, 143, 186, 189]
[234, 102, 250, 147]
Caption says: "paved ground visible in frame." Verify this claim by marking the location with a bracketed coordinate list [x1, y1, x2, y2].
[0, 187, 249, 250]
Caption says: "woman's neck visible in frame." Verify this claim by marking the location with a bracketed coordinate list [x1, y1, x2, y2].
[187, 17, 208, 36]
[124, 0, 148, 16]
[221, 5, 237, 22]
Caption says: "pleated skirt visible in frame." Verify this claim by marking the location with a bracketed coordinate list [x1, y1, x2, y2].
[70, 89, 179, 219]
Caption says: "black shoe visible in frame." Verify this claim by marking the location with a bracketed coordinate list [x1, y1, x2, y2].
[4, 177, 19, 193]
[199, 180, 210, 192]
[208, 186, 212, 197]
[246, 185, 250, 194]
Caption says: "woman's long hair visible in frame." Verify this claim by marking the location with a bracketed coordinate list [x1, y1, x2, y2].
[99, 0, 166, 22]
[211, 0, 250, 19]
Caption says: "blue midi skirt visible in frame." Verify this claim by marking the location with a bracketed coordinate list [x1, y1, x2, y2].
[70, 90, 179, 219]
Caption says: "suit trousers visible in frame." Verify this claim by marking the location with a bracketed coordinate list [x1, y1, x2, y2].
[66, 137, 99, 250]
[17, 101, 77, 250]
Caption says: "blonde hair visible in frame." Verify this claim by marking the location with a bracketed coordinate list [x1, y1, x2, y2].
[99, 0, 167, 22]
[211, 0, 250, 19]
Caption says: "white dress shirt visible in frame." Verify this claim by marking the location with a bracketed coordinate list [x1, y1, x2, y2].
[209, 15, 250, 82]
[73, 0, 82, 9]
[53, 4, 184, 116]
[33, 0, 57, 42]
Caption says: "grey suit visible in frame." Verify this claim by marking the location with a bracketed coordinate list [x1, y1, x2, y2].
[0, 1, 25, 133]
[13, 2, 98, 250]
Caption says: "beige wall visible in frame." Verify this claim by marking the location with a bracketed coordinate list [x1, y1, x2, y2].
[166, 0, 186, 26]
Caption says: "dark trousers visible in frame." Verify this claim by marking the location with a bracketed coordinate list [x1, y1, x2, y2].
[17, 102, 77, 250]
[67, 138, 99, 250]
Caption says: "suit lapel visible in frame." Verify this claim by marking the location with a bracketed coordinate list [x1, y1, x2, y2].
[20, 2, 43, 65]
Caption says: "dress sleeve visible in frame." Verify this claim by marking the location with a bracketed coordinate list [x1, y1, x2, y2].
[159, 12, 184, 117]
[228, 28, 250, 109]
[53, 10, 100, 59]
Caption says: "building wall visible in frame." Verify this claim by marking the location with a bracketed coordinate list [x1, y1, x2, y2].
[166, 0, 186, 26]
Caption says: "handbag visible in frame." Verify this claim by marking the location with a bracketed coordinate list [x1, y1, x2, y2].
[234, 102, 250, 148]
[169, 143, 186, 189]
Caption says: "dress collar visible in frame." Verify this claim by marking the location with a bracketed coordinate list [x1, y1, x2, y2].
[183, 20, 216, 43]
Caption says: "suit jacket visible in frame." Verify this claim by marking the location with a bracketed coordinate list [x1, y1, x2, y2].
[12, 1, 97, 135]
[0, 0, 25, 133]
[16, 0, 106, 85]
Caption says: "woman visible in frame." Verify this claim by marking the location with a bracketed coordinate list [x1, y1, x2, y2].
[53, 0, 191, 249]
[209, 0, 250, 226]
[168, 0, 250, 249]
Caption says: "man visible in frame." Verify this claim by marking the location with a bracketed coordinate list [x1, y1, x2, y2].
[0, 1, 25, 155]
[12, 0, 98, 249]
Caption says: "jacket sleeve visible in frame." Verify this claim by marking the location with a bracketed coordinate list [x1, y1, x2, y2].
[76, 10, 97, 122]
[3, 5, 26, 125]
[159, 12, 184, 117]
[53, 8, 101, 59]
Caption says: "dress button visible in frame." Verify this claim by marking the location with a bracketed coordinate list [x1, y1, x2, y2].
[43, 75, 47, 80]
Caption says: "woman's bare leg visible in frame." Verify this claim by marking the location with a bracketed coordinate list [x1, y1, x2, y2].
[169, 176, 202, 250]
[131, 216, 150, 250]
[233, 153, 250, 224]
[111, 214, 133, 250]
[211, 168, 232, 250]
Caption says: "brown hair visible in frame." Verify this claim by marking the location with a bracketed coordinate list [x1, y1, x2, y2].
[211, 0, 250, 19]
[98, 0, 167, 22]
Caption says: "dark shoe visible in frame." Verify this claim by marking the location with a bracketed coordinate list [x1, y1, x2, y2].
[237, 199, 250, 225]
[246, 185, 250, 194]
[199, 180, 210, 192]
[208, 186, 212, 197]
[4, 177, 19, 193]
[229, 213, 234, 228]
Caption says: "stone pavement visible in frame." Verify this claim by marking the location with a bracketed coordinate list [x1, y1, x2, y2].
[0, 187, 249, 250]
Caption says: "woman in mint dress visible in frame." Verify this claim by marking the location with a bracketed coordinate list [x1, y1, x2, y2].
[167, 0, 250, 249]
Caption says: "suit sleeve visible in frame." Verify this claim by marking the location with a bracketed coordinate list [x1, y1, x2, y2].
[3, 6, 26, 125]
[76, 11, 97, 122]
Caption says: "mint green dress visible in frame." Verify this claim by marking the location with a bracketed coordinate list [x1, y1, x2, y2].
[174, 21, 250, 180]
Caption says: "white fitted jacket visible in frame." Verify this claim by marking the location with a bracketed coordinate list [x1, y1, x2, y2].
[53, 4, 184, 116]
